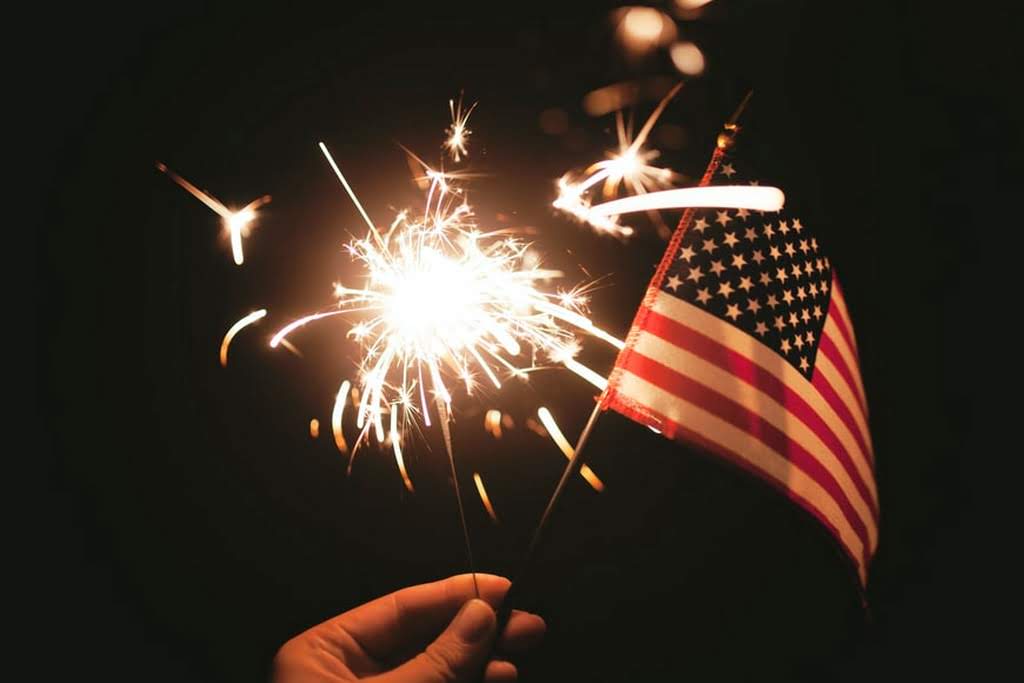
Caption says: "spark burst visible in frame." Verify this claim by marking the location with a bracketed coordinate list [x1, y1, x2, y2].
[555, 84, 784, 237]
[444, 95, 477, 163]
[554, 84, 682, 237]
[270, 143, 622, 455]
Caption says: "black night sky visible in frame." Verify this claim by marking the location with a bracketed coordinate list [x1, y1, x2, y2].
[33, 2, 1013, 681]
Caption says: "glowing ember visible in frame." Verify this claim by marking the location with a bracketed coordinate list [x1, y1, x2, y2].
[219, 309, 267, 367]
[473, 472, 499, 523]
[309, 418, 320, 439]
[484, 409, 504, 439]
[536, 407, 605, 492]
[331, 379, 352, 455]
[157, 162, 270, 265]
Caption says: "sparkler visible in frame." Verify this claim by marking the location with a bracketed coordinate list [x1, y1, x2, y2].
[270, 144, 623, 456]
[156, 163, 270, 265]
[268, 133, 625, 596]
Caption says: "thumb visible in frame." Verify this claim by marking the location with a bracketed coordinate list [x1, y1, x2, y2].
[372, 599, 496, 683]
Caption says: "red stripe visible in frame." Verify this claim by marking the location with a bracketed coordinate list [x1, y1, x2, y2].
[602, 393, 868, 588]
[640, 308, 878, 520]
[817, 330, 869, 419]
[618, 350, 873, 560]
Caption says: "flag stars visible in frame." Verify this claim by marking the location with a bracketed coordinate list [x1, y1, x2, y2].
[747, 298, 762, 314]
[815, 258, 825, 272]
[723, 232, 739, 248]
[666, 275, 683, 291]
[763, 223, 776, 239]
[709, 260, 726, 276]
[788, 311, 800, 327]
[702, 238, 718, 253]
[778, 220, 790, 235]
[769, 245, 782, 260]
[687, 265, 704, 283]
[716, 210, 732, 226]
[791, 263, 803, 279]
[793, 335, 805, 350]
[784, 242, 797, 257]
[805, 330, 815, 344]
[812, 305, 823, 320]
[782, 289, 795, 305]
[696, 287, 712, 304]
[738, 276, 754, 292]
[725, 303, 742, 320]
[754, 321, 769, 336]
[718, 281, 735, 298]
[780, 338, 792, 353]
[766, 294, 779, 309]
[759, 271, 773, 286]
[820, 279, 830, 293]
[679, 245, 696, 262]
[720, 163, 736, 177]
[804, 261, 815, 276]
[693, 217, 709, 233]
[796, 286, 807, 301]
[732, 253, 748, 269]
[744, 227, 758, 242]
[736, 208, 750, 220]
[800, 308, 811, 324]
[809, 283, 819, 296]
[776, 267, 789, 283]
[810, 237, 818, 252]
[799, 356, 810, 371]
[751, 249, 766, 265]
[799, 239, 810, 254]
[793, 219, 803, 233]
[774, 316, 786, 332]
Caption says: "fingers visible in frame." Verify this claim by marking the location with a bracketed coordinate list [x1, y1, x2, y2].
[330, 574, 510, 659]
[497, 610, 546, 654]
[483, 660, 518, 682]
[368, 598, 497, 683]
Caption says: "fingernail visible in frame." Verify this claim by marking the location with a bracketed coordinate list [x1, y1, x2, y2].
[453, 599, 495, 643]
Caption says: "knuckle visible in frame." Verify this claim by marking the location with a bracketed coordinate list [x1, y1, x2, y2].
[422, 638, 463, 681]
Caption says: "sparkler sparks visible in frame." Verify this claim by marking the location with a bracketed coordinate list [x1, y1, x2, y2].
[554, 84, 682, 237]
[157, 163, 270, 265]
[444, 95, 477, 163]
[270, 143, 623, 454]
[555, 84, 785, 237]
[537, 407, 605, 492]
[473, 472, 499, 523]
[219, 309, 267, 367]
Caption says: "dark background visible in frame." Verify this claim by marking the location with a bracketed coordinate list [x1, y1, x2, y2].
[33, 1, 1014, 680]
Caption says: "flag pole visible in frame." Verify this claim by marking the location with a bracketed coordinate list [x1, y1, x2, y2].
[496, 90, 755, 636]
[495, 400, 604, 633]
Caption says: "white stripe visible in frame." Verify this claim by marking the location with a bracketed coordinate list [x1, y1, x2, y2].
[615, 369, 868, 581]
[632, 331, 878, 542]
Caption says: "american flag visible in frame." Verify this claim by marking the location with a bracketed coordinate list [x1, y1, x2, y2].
[601, 135, 878, 586]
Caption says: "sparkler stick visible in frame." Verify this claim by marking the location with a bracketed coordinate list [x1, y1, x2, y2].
[436, 397, 479, 598]
[497, 93, 758, 637]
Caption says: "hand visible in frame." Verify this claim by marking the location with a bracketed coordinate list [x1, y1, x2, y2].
[273, 574, 545, 682]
